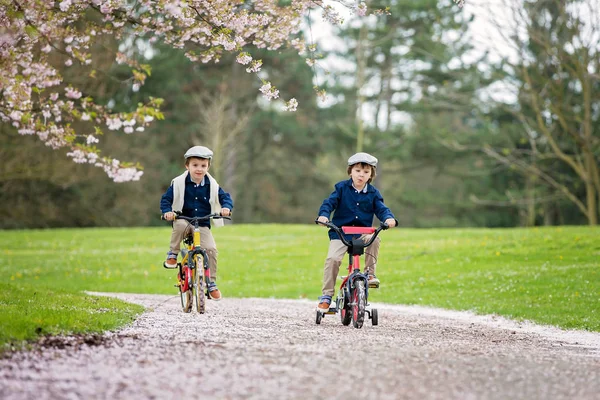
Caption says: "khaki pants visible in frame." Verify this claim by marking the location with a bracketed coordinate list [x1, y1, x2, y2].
[321, 235, 380, 297]
[169, 220, 219, 280]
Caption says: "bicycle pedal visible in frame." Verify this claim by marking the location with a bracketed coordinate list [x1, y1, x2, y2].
[368, 283, 380, 288]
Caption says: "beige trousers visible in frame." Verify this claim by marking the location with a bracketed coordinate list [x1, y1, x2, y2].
[169, 220, 219, 280]
[321, 235, 380, 297]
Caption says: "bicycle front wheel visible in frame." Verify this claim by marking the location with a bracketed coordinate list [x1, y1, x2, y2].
[194, 258, 206, 314]
[339, 290, 351, 326]
[352, 280, 366, 329]
[179, 266, 193, 313]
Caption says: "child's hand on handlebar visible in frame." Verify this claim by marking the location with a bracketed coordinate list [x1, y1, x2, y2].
[163, 211, 175, 221]
[384, 218, 396, 228]
[317, 216, 329, 224]
[221, 208, 231, 217]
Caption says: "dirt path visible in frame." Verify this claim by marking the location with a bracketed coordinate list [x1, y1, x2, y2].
[1, 293, 599, 400]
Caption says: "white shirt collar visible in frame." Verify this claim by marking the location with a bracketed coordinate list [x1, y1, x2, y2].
[352, 182, 368, 193]
[192, 175, 206, 187]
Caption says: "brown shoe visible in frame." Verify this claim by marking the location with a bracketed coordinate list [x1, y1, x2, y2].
[317, 301, 330, 312]
[208, 284, 222, 301]
[163, 257, 177, 269]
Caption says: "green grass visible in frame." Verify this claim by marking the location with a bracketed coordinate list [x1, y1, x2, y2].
[0, 225, 598, 350]
[0, 282, 143, 350]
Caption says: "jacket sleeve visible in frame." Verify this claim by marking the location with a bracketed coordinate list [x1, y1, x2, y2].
[318, 183, 341, 218]
[218, 187, 234, 210]
[373, 190, 395, 223]
[160, 185, 174, 214]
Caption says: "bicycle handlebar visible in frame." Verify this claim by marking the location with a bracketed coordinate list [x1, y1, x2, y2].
[314, 219, 388, 248]
[161, 213, 232, 223]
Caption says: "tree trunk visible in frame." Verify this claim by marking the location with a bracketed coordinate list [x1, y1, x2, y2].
[355, 22, 368, 152]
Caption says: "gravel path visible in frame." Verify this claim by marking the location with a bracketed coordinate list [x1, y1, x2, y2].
[1, 293, 599, 400]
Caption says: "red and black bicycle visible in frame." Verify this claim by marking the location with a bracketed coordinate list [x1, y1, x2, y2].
[315, 220, 388, 328]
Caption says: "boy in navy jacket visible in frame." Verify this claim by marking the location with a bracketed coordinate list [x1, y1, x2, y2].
[160, 146, 233, 300]
[316, 152, 397, 311]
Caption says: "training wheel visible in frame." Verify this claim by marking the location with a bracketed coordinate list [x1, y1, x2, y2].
[371, 308, 378, 326]
[315, 310, 322, 325]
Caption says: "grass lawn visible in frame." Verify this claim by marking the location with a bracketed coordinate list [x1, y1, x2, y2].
[0, 224, 598, 350]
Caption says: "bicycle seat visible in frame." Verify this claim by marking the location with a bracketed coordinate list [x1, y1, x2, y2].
[342, 226, 376, 235]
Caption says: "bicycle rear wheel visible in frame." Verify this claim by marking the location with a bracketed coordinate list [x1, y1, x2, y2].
[352, 280, 366, 328]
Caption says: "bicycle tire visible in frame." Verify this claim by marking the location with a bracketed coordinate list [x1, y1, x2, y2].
[352, 280, 366, 329]
[179, 267, 193, 313]
[371, 308, 378, 326]
[339, 291, 351, 326]
[194, 256, 206, 314]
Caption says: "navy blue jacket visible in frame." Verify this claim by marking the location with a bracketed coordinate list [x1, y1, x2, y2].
[160, 175, 234, 228]
[318, 179, 396, 241]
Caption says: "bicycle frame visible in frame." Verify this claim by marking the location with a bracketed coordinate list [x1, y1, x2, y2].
[337, 225, 378, 304]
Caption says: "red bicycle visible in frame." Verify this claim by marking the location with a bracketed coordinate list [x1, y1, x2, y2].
[315, 220, 388, 328]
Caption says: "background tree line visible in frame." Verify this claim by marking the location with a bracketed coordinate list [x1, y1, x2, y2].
[1, 0, 598, 229]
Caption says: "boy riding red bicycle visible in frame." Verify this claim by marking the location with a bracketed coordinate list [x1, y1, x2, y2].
[315, 152, 397, 325]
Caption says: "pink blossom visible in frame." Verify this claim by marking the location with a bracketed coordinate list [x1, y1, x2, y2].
[246, 60, 262, 73]
[115, 53, 127, 64]
[236, 53, 252, 65]
[283, 98, 298, 112]
[259, 82, 279, 101]
[9, 111, 23, 121]
[106, 117, 122, 131]
[322, 6, 344, 25]
[59, 0, 72, 12]
[67, 149, 87, 163]
[356, 2, 367, 16]
[86, 135, 99, 144]
[65, 87, 81, 99]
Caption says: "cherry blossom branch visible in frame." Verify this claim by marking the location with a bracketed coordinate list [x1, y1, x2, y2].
[1, 1, 461, 181]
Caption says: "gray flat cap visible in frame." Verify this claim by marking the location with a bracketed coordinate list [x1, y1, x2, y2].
[348, 152, 378, 167]
[184, 146, 213, 160]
